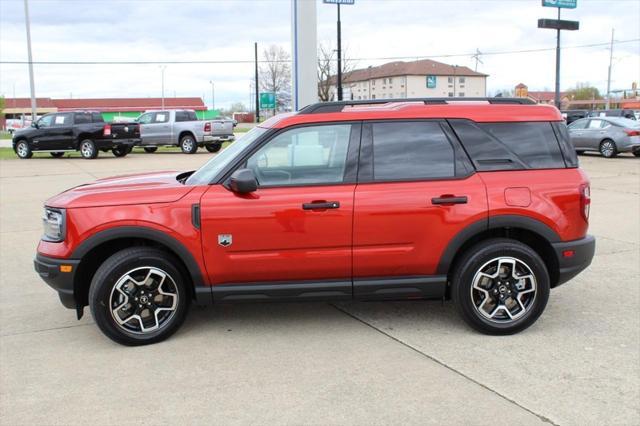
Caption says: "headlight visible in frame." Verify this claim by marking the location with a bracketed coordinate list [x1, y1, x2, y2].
[42, 207, 65, 242]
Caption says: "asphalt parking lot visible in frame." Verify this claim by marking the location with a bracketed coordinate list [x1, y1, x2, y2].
[0, 150, 638, 425]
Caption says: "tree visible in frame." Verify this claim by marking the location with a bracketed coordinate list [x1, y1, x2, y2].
[0, 96, 5, 118]
[317, 43, 358, 102]
[565, 83, 602, 101]
[259, 45, 291, 111]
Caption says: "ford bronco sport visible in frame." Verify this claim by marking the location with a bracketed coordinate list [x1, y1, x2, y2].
[34, 98, 595, 346]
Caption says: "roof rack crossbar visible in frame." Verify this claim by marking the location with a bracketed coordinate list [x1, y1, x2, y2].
[299, 97, 536, 114]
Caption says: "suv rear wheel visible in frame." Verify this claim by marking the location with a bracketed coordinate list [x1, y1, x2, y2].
[451, 238, 550, 335]
[180, 135, 198, 154]
[89, 247, 189, 346]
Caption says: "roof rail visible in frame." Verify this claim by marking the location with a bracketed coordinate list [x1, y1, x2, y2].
[298, 97, 536, 114]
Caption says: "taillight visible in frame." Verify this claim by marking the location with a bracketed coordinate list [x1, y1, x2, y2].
[204, 122, 211, 132]
[103, 124, 112, 136]
[580, 184, 591, 221]
[624, 129, 640, 137]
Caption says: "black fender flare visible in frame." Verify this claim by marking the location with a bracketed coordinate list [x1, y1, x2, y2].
[72, 226, 206, 289]
[436, 215, 561, 275]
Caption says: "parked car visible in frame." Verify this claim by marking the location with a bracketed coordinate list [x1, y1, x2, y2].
[12, 111, 141, 159]
[561, 109, 589, 124]
[135, 110, 235, 154]
[588, 109, 637, 120]
[568, 117, 640, 157]
[34, 98, 595, 345]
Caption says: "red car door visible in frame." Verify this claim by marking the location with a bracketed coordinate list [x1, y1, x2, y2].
[352, 121, 487, 298]
[199, 123, 361, 295]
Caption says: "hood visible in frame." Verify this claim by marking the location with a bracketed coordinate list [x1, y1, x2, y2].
[46, 171, 195, 208]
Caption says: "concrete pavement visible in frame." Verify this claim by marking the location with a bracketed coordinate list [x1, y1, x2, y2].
[0, 150, 638, 425]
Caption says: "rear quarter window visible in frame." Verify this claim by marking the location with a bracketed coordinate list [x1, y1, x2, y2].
[449, 120, 567, 170]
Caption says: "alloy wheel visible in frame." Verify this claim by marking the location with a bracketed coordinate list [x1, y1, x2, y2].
[109, 267, 179, 334]
[17, 142, 28, 157]
[600, 141, 615, 157]
[81, 141, 94, 158]
[470, 257, 537, 323]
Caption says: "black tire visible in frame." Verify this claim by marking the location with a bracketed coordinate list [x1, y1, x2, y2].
[89, 247, 189, 346]
[15, 140, 33, 159]
[144, 147, 158, 153]
[575, 150, 585, 155]
[451, 238, 550, 335]
[205, 143, 222, 153]
[50, 152, 65, 158]
[79, 139, 98, 159]
[179, 135, 198, 154]
[112, 146, 129, 157]
[633, 151, 640, 157]
[599, 139, 617, 158]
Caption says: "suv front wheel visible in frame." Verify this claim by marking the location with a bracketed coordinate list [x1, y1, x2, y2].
[451, 238, 550, 335]
[89, 247, 189, 345]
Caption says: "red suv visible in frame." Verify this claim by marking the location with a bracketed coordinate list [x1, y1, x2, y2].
[34, 98, 595, 345]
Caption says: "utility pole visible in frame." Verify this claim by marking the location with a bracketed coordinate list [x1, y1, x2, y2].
[160, 65, 166, 110]
[606, 28, 614, 110]
[554, 7, 561, 109]
[254, 42, 260, 123]
[336, 3, 343, 101]
[23, 0, 37, 120]
[209, 80, 215, 111]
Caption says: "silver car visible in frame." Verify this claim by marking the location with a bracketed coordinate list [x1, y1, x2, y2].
[568, 117, 640, 158]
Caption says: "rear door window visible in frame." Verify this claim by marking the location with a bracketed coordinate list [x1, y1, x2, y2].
[74, 113, 91, 124]
[52, 113, 72, 127]
[587, 119, 604, 129]
[371, 121, 456, 180]
[154, 112, 169, 123]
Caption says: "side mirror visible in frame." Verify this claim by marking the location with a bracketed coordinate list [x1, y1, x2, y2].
[229, 168, 258, 194]
[31, 122, 38, 128]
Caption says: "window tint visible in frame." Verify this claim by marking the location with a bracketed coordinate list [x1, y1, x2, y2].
[92, 112, 104, 123]
[38, 115, 54, 128]
[372, 122, 455, 180]
[246, 124, 351, 187]
[74, 113, 91, 124]
[478, 122, 565, 169]
[175, 111, 196, 122]
[52, 113, 72, 127]
[552, 122, 578, 168]
[568, 119, 588, 129]
[137, 113, 153, 124]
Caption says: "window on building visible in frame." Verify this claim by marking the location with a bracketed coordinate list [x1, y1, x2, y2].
[448, 92, 454, 97]
[448, 77, 454, 84]
[372, 121, 455, 180]
[459, 77, 466, 83]
[388, 78, 393, 84]
[458, 92, 465, 97]
[372, 94, 376, 99]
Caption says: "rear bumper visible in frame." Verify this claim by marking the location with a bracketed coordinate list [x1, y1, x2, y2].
[551, 235, 596, 287]
[33, 253, 80, 309]
[203, 135, 235, 143]
[96, 138, 141, 149]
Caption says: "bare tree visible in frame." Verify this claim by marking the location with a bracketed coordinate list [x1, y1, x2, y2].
[259, 45, 291, 111]
[317, 43, 358, 102]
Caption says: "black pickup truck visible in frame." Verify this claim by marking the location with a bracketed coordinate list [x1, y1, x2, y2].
[12, 111, 141, 159]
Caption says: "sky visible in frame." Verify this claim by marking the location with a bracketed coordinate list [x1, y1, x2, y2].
[0, 0, 638, 110]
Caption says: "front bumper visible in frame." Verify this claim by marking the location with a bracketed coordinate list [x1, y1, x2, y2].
[34, 254, 80, 309]
[551, 235, 596, 287]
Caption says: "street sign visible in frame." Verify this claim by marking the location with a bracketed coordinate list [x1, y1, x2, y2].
[542, 0, 577, 8]
[426, 75, 437, 89]
[259, 92, 276, 109]
[323, 0, 355, 4]
[538, 19, 579, 30]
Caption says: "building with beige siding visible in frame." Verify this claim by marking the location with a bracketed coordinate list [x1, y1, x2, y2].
[326, 59, 488, 101]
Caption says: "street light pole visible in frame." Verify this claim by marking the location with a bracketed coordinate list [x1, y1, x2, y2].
[23, 0, 37, 120]
[160, 66, 166, 110]
[554, 7, 561, 109]
[606, 28, 614, 110]
[209, 80, 215, 111]
[336, 3, 343, 101]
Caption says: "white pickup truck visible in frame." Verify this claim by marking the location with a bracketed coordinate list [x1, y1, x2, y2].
[136, 109, 235, 154]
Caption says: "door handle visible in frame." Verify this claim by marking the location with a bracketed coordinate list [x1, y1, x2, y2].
[431, 195, 468, 205]
[302, 201, 340, 210]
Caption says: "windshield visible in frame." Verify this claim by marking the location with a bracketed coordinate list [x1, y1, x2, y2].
[185, 126, 269, 185]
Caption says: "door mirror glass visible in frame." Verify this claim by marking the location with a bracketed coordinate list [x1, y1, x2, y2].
[229, 168, 258, 194]
[31, 121, 38, 128]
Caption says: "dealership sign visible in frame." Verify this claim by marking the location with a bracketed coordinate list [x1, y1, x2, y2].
[260, 93, 276, 109]
[541, 0, 577, 8]
[426, 75, 437, 89]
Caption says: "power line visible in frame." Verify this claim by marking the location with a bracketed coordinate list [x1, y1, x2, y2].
[1, 39, 638, 65]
